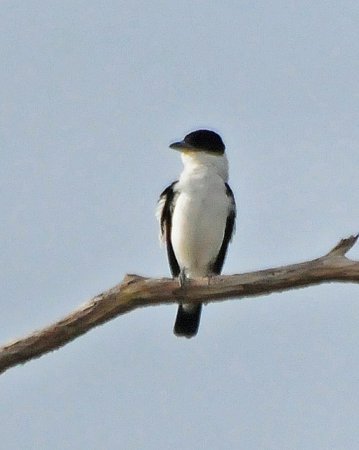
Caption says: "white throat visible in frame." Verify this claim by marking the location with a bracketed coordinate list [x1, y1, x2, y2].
[180, 151, 229, 182]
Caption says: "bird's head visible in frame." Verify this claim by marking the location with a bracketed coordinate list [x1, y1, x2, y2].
[170, 129, 225, 156]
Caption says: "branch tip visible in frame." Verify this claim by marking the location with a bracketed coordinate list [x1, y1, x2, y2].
[327, 234, 359, 257]
[123, 274, 145, 284]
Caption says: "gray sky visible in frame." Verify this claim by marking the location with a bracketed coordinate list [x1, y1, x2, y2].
[1, 1, 359, 449]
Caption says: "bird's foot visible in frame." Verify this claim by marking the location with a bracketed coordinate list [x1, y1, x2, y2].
[178, 269, 188, 289]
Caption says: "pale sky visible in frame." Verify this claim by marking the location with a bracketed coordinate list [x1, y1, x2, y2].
[1, 1, 359, 449]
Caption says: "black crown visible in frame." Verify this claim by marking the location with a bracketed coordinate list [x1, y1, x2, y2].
[184, 130, 225, 154]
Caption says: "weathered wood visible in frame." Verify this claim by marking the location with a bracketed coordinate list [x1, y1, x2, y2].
[0, 235, 358, 374]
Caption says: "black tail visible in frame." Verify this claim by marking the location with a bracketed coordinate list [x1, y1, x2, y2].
[174, 303, 202, 338]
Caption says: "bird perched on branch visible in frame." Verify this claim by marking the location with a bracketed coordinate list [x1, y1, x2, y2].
[157, 129, 236, 338]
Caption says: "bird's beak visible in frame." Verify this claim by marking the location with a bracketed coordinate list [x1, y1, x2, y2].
[169, 140, 193, 151]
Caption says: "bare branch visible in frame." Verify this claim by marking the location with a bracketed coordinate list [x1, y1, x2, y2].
[1, 235, 358, 374]
[326, 234, 358, 257]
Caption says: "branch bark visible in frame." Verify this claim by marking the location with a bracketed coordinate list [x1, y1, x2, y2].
[1, 235, 358, 374]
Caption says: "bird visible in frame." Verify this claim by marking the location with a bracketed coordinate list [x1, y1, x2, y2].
[156, 129, 236, 338]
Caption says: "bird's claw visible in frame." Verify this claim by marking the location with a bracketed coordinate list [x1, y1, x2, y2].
[179, 269, 187, 289]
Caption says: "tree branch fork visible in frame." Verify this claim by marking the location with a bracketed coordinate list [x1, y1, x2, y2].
[1, 235, 358, 374]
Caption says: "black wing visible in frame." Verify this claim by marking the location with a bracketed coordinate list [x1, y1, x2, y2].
[157, 181, 180, 277]
[211, 183, 236, 275]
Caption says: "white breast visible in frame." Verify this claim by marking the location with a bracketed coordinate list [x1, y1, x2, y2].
[171, 152, 230, 277]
